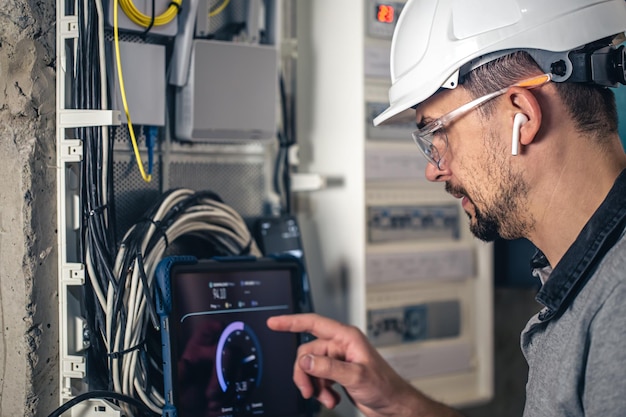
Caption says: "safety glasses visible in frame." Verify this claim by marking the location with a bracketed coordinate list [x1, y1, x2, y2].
[412, 73, 552, 170]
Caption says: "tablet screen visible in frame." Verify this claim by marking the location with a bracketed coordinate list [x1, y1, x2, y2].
[166, 260, 306, 417]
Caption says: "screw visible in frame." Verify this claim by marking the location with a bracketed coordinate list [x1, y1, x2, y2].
[551, 60, 567, 77]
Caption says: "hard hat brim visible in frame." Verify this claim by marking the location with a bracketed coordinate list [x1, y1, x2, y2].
[372, 105, 416, 127]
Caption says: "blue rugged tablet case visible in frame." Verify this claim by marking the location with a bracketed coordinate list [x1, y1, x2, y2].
[155, 255, 197, 417]
[155, 255, 313, 417]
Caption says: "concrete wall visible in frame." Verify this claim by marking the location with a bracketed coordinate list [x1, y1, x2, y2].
[0, 0, 58, 415]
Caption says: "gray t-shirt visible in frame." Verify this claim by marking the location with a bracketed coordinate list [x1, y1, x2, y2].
[521, 170, 626, 417]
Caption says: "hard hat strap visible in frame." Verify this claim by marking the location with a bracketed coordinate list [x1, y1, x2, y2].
[566, 44, 626, 87]
[458, 36, 626, 89]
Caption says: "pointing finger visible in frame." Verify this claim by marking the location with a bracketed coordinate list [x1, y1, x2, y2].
[267, 313, 348, 340]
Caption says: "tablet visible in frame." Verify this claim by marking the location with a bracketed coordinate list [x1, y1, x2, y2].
[156, 256, 311, 417]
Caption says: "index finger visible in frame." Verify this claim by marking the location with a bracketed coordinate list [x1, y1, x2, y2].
[267, 313, 346, 340]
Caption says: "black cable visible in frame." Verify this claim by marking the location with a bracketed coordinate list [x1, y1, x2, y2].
[82, 282, 109, 390]
[136, 249, 160, 330]
[282, 140, 292, 214]
[276, 74, 294, 214]
[273, 134, 287, 204]
[141, 0, 157, 37]
[75, 0, 122, 392]
[279, 76, 290, 145]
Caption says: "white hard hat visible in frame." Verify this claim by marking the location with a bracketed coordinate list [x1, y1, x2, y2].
[373, 0, 626, 126]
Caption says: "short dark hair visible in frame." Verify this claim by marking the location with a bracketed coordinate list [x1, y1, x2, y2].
[461, 51, 618, 140]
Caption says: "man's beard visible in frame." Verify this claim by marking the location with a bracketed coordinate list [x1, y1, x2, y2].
[445, 176, 531, 242]
[469, 201, 501, 242]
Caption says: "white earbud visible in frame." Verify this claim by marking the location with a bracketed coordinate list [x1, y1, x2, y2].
[511, 113, 529, 156]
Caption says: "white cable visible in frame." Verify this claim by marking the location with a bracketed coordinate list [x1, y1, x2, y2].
[134, 378, 162, 414]
[101, 189, 261, 415]
[85, 246, 108, 312]
[122, 264, 141, 395]
[111, 324, 122, 393]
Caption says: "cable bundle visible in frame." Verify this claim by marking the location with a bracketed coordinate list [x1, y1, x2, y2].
[85, 189, 261, 415]
[117, 0, 181, 29]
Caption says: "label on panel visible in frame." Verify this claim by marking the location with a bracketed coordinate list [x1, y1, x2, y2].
[381, 341, 473, 380]
[366, 247, 475, 285]
[365, 147, 428, 180]
[367, 300, 461, 347]
[367, 204, 460, 243]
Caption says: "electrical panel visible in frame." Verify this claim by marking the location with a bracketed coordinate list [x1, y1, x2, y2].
[55, 0, 286, 415]
[295, 1, 493, 414]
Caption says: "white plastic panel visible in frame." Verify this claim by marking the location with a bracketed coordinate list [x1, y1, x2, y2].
[296, 0, 493, 414]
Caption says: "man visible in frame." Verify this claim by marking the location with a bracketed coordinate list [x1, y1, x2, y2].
[268, 0, 626, 416]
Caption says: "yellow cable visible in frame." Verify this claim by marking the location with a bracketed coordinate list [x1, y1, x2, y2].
[113, 0, 152, 183]
[209, 0, 231, 17]
[118, 0, 182, 28]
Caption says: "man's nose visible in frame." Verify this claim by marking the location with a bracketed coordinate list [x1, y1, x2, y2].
[424, 159, 451, 182]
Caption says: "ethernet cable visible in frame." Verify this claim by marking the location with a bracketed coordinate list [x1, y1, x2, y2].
[113, 0, 152, 183]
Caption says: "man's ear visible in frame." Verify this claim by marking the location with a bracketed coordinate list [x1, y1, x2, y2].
[506, 86, 543, 150]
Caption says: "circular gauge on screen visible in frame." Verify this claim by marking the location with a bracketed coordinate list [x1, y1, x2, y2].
[216, 321, 263, 400]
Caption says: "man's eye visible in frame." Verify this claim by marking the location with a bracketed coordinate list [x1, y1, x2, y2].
[432, 128, 446, 138]
[416, 118, 431, 130]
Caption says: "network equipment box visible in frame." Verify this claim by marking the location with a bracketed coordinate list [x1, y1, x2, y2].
[108, 41, 166, 127]
[175, 40, 278, 142]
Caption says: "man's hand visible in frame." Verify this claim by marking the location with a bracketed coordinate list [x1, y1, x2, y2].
[267, 313, 462, 417]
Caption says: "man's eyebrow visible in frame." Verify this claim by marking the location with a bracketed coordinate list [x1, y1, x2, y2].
[416, 116, 434, 129]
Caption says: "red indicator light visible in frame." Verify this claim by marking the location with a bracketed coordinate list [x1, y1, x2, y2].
[377, 4, 395, 24]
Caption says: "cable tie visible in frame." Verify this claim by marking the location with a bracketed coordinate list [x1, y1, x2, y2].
[139, 217, 170, 248]
[87, 204, 108, 217]
[107, 339, 145, 359]
[240, 239, 253, 255]
[169, 1, 181, 13]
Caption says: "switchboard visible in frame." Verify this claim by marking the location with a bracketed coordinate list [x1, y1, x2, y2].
[296, 1, 494, 413]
